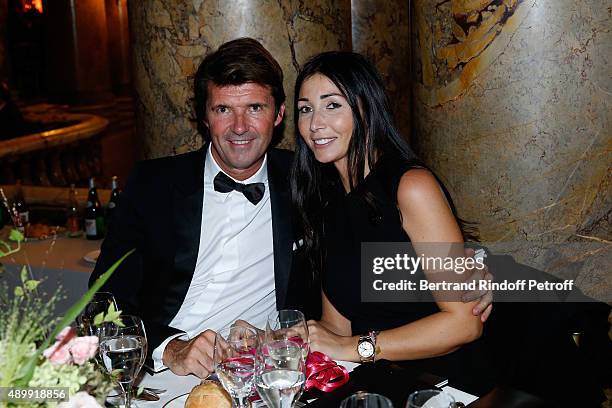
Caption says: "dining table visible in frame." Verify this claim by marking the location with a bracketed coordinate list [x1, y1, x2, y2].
[0, 226, 101, 316]
[133, 358, 555, 408]
[0, 227, 556, 408]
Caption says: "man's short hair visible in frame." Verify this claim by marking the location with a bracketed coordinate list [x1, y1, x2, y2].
[194, 37, 285, 140]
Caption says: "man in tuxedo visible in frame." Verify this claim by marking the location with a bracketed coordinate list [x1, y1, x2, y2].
[90, 38, 303, 378]
[91, 38, 492, 379]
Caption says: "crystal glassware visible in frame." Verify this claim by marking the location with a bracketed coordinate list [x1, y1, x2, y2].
[256, 338, 306, 408]
[76, 291, 117, 336]
[214, 326, 259, 408]
[98, 315, 147, 408]
[341, 392, 394, 408]
[406, 389, 455, 408]
[265, 310, 309, 360]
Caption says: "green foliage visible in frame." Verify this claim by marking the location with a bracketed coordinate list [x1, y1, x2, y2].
[0, 229, 22, 258]
[93, 302, 124, 327]
[0, 241, 135, 406]
[17, 249, 135, 386]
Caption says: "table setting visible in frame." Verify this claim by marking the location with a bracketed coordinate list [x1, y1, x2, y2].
[0, 227, 555, 408]
[75, 300, 484, 408]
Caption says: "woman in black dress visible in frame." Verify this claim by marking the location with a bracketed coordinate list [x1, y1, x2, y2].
[290, 51, 486, 365]
[290, 51, 609, 406]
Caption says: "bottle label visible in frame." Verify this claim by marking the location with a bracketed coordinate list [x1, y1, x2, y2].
[108, 202, 116, 209]
[67, 217, 80, 233]
[85, 219, 97, 236]
[86, 201, 93, 208]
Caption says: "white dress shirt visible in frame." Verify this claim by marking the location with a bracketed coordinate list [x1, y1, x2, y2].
[152, 146, 276, 370]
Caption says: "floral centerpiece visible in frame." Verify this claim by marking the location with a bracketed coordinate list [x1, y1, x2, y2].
[0, 223, 133, 408]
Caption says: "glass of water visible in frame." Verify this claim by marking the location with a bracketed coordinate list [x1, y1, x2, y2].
[98, 315, 147, 408]
[341, 392, 394, 408]
[76, 291, 117, 336]
[214, 326, 259, 408]
[266, 310, 309, 360]
[406, 389, 455, 408]
[256, 338, 306, 408]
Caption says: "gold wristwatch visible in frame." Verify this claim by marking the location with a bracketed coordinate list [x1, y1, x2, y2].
[357, 331, 379, 363]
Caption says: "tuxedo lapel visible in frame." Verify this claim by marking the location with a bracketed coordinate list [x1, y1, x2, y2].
[166, 146, 207, 317]
[267, 150, 293, 309]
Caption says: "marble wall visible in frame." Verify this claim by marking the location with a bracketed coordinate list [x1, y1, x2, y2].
[412, 0, 611, 300]
[351, 0, 411, 141]
[129, 0, 351, 159]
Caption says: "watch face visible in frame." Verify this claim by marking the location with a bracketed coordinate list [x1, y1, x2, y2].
[358, 341, 375, 358]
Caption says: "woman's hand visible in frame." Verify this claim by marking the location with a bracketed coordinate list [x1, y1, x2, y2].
[307, 320, 357, 361]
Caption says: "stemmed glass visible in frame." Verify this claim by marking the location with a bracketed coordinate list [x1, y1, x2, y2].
[98, 315, 147, 408]
[406, 390, 455, 408]
[76, 291, 117, 336]
[265, 310, 309, 360]
[341, 392, 394, 407]
[255, 338, 306, 408]
[214, 326, 259, 408]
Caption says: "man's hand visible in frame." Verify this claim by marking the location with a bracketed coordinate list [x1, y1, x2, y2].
[162, 330, 216, 378]
[461, 248, 493, 323]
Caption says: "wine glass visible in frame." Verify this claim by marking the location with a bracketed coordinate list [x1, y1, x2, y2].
[99, 315, 147, 408]
[406, 389, 455, 408]
[76, 291, 117, 336]
[265, 310, 309, 359]
[341, 392, 394, 407]
[214, 326, 259, 408]
[256, 338, 306, 408]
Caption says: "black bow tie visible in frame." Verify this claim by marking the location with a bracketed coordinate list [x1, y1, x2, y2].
[213, 171, 265, 205]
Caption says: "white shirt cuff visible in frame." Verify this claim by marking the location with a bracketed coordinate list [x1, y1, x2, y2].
[152, 333, 186, 372]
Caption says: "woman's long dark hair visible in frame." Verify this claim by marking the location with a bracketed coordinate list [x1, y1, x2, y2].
[290, 51, 475, 276]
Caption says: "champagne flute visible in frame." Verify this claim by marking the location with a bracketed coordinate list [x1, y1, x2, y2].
[406, 389, 455, 408]
[99, 315, 147, 408]
[214, 326, 258, 408]
[265, 310, 309, 359]
[256, 338, 306, 408]
[341, 392, 394, 407]
[76, 291, 117, 336]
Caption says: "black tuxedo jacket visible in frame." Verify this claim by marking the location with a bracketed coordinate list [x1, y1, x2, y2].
[89, 145, 313, 365]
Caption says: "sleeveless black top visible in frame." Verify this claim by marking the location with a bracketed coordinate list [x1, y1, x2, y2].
[321, 154, 608, 405]
[321, 153, 438, 335]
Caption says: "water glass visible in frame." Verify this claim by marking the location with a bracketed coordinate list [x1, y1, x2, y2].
[214, 326, 259, 408]
[406, 389, 455, 408]
[265, 310, 309, 359]
[98, 315, 147, 408]
[256, 339, 306, 408]
[341, 392, 394, 407]
[76, 291, 117, 336]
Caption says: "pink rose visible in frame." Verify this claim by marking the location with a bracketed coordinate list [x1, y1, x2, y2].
[43, 341, 73, 364]
[43, 327, 77, 364]
[69, 336, 99, 365]
[58, 392, 103, 408]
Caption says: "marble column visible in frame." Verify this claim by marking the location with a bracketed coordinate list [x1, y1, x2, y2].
[351, 0, 411, 141]
[0, 0, 7, 82]
[411, 0, 611, 299]
[129, 0, 351, 159]
[45, 0, 113, 103]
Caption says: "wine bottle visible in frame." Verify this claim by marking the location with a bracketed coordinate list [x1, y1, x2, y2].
[85, 178, 104, 240]
[14, 180, 29, 226]
[66, 184, 82, 237]
[106, 176, 120, 224]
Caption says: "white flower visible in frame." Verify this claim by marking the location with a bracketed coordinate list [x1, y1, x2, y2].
[58, 391, 103, 408]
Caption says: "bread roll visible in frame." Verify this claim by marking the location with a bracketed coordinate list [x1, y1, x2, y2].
[185, 380, 232, 408]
